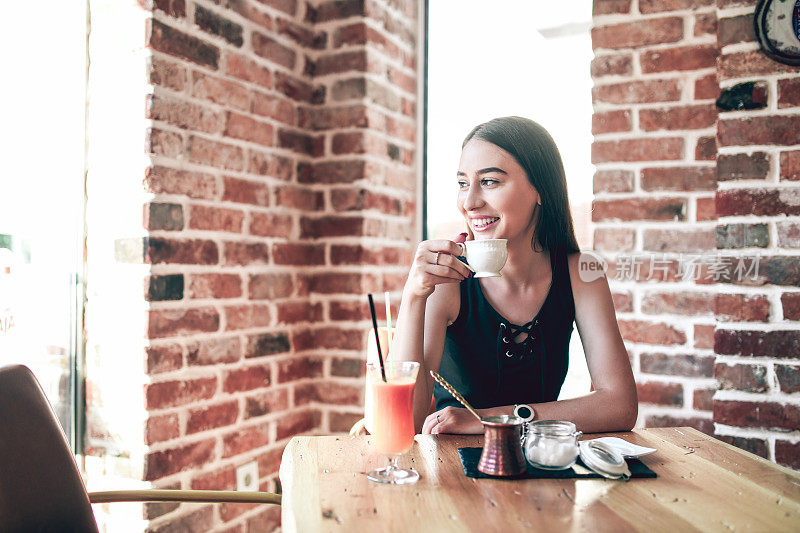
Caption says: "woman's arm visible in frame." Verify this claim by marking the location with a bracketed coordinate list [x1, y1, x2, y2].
[521, 253, 637, 432]
[395, 282, 458, 431]
[426, 253, 637, 435]
[393, 236, 469, 432]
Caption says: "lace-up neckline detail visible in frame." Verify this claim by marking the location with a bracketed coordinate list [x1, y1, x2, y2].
[482, 272, 553, 362]
[498, 318, 542, 359]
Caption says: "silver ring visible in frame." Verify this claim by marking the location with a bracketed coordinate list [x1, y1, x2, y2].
[435, 251, 441, 265]
[436, 414, 441, 423]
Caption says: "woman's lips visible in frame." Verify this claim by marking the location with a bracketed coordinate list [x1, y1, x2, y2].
[471, 217, 499, 232]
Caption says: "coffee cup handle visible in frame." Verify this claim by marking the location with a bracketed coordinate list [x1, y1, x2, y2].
[456, 242, 466, 257]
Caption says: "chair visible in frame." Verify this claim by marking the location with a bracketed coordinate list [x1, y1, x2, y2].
[0, 364, 280, 532]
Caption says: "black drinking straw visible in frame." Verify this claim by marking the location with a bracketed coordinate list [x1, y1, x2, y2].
[367, 294, 388, 382]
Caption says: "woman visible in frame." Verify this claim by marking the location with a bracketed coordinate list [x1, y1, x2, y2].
[394, 116, 637, 435]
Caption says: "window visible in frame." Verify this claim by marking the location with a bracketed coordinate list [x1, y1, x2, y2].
[424, 0, 593, 398]
[0, 2, 88, 450]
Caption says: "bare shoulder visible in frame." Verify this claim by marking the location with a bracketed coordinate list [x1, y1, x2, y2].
[567, 250, 608, 291]
[427, 281, 462, 326]
[566, 251, 615, 315]
[565, 250, 620, 354]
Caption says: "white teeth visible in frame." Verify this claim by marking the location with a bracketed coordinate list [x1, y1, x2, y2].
[473, 217, 499, 228]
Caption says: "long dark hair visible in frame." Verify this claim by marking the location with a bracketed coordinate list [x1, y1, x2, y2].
[463, 116, 580, 254]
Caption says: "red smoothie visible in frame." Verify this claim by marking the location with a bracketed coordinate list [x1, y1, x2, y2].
[370, 377, 416, 455]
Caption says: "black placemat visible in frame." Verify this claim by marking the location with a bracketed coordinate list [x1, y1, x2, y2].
[458, 447, 657, 480]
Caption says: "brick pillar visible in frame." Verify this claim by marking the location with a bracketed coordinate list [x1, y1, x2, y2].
[591, 0, 719, 435]
[298, 0, 418, 433]
[712, 0, 800, 469]
[86, 0, 418, 531]
[592, 0, 800, 471]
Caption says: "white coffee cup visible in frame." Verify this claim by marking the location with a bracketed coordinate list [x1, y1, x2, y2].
[464, 239, 508, 278]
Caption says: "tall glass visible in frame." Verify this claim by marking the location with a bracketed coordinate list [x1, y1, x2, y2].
[366, 360, 420, 484]
[365, 326, 394, 434]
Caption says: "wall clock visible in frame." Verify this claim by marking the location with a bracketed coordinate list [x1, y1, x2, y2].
[754, 0, 800, 66]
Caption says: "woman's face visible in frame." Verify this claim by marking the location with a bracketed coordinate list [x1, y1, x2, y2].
[457, 139, 540, 241]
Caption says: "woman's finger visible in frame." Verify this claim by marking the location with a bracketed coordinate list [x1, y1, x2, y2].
[425, 263, 465, 281]
[421, 412, 438, 435]
[436, 252, 472, 278]
[423, 257, 465, 280]
[432, 415, 456, 435]
[419, 239, 455, 252]
[415, 271, 464, 288]
[429, 251, 469, 279]
[420, 239, 467, 257]
[429, 410, 445, 434]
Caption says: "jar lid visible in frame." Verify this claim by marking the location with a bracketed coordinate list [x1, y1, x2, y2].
[579, 440, 631, 480]
[527, 419, 578, 437]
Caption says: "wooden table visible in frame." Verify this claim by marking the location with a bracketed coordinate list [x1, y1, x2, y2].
[279, 427, 800, 532]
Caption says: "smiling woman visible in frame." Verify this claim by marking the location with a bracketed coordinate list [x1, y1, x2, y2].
[394, 116, 638, 436]
[459, 120, 579, 255]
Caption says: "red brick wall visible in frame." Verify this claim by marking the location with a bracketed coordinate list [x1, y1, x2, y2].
[139, 0, 418, 530]
[592, 0, 800, 470]
[713, 0, 800, 469]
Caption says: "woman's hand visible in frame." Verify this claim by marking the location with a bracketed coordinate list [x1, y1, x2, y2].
[421, 406, 483, 435]
[404, 233, 471, 300]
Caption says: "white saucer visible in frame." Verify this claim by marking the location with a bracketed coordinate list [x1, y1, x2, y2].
[473, 272, 502, 278]
[587, 437, 656, 458]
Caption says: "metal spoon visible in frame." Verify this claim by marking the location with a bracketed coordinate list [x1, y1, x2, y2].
[429, 370, 483, 422]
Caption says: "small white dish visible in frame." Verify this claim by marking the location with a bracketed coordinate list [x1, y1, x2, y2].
[587, 437, 656, 458]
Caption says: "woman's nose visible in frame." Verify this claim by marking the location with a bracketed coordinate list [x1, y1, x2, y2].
[461, 186, 483, 211]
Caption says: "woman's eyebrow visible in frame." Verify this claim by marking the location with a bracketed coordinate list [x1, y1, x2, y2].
[456, 167, 508, 177]
[477, 167, 507, 175]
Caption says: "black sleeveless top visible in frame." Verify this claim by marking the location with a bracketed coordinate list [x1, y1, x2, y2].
[434, 248, 575, 410]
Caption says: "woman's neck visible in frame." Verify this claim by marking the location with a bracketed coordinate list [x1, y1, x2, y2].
[489, 236, 549, 290]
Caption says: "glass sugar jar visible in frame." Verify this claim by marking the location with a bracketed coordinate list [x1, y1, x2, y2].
[522, 420, 583, 470]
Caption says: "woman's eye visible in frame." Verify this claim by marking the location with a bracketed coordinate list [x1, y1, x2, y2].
[481, 179, 499, 186]
[457, 181, 468, 189]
